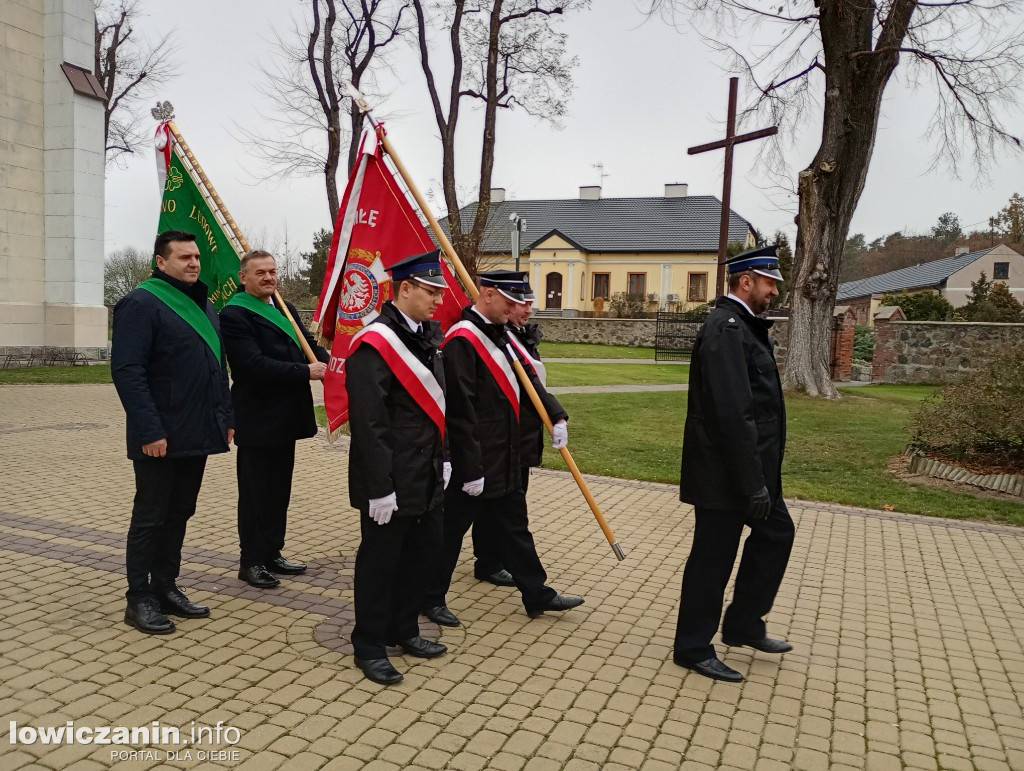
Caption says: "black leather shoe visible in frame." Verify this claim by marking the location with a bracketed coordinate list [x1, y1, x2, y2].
[159, 586, 210, 618]
[124, 598, 175, 635]
[722, 636, 793, 654]
[354, 657, 403, 685]
[674, 656, 744, 682]
[526, 594, 585, 618]
[396, 636, 447, 658]
[422, 605, 461, 627]
[475, 569, 515, 587]
[267, 556, 307, 575]
[238, 565, 280, 588]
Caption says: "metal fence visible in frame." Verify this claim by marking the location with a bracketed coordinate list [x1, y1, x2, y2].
[655, 313, 701, 361]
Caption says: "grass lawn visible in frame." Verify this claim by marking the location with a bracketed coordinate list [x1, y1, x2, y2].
[0, 364, 112, 384]
[546, 362, 689, 386]
[539, 341, 657, 359]
[541, 385, 1024, 525]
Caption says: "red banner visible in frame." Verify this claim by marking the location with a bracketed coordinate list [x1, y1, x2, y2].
[314, 134, 468, 438]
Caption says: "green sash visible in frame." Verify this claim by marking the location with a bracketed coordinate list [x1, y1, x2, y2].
[137, 278, 222, 364]
[226, 291, 302, 350]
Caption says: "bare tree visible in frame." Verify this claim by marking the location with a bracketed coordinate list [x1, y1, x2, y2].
[104, 246, 151, 305]
[240, 0, 409, 220]
[649, 0, 1024, 397]
[94, 0, 178, 165]
[412, 0, 588, 279]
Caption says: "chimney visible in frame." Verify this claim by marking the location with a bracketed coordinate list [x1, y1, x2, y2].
[665, 183, 688, 198]
[490, 187, 505, 203]
[954, 246, 969, 256]
[579, 185, 601, 200]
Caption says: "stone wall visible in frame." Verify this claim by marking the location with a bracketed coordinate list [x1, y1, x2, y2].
[873, 319, 1024, 384]
[535, 317, 659, 347]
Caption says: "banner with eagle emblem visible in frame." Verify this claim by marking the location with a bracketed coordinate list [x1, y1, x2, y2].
[313, 131, 467, 439]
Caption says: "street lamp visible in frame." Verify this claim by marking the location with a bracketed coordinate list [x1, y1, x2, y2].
[510, 212, 527, 271]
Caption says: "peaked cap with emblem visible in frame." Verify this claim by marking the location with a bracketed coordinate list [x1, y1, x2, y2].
[725, 245, 784, 281]
[388, 249, 447, 288]
[479, 269, 530, 303]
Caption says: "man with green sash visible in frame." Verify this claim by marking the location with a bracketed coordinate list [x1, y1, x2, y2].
[112, 230, 234, 635]
[220, 250, 329, 589]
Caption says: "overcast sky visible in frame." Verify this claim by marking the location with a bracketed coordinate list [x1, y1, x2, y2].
[103, 0, 1024, 259]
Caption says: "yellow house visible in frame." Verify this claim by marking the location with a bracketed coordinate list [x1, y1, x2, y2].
[440, 184, 757, 315]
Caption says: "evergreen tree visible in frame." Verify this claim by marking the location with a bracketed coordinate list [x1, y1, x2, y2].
[986, 282, 1024, 322]
[304, 229, 333, 297]
[989, 193, 1024, 245]
[931, 212, 962, 244]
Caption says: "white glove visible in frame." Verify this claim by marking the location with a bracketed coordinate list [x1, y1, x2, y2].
[368, 492, 398, 525]
[552, 420, 568, 449]
[462, 477, 484, 497]
[443, 462, 452, 489]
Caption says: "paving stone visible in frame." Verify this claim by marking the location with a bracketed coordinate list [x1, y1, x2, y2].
[2, 385, 1023, 771]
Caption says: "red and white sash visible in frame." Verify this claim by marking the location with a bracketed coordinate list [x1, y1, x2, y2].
[444, 321, 520, 420]
[507, 333, 547, 387]
[350, 323, 446, 437]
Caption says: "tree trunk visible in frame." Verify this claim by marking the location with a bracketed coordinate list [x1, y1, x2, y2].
[783, 0, 913, 397]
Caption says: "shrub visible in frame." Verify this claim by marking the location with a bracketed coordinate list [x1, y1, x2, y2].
[912, 349, 1024, 470]
[609, 292, 647, 318]
[679, 303, 712, 322]
[853, 324, 874, 362]
[879, 290, 954, 321]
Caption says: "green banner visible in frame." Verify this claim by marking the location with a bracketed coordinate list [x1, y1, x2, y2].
[157, 146, 241, 308]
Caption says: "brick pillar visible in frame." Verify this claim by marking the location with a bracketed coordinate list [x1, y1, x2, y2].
[871, 306, 906, 383]
[830, 308, 855, 381]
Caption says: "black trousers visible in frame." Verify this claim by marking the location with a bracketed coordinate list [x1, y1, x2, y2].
[126, 455, 208, 601]
[674, 496, 795, 663]
[351, 505, 443, 659]
[236, 442, 296, 568]
[472, 467, 530, 576]
[426, 479, 556, 614]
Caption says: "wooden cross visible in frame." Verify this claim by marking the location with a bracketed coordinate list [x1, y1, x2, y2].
[688, 77, 778, 298]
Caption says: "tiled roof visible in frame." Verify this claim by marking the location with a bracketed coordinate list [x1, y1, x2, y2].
[438, 196, 755, 254]
[836, 248, 993, 300]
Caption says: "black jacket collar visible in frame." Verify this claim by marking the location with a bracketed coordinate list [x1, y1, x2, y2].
[379, 301, 442, 349]
[715, 296, 775, 350]
[462, 304, 507, 344]
[152, 269, 209, 309]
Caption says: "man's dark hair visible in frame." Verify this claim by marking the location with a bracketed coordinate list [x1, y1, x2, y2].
[154, 230, 197, 259]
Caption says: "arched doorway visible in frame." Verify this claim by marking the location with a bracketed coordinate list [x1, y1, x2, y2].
[545, 272, 563, 310]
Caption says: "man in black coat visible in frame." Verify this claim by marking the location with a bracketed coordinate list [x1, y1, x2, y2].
[423, 271, 583, 627]
[471, 283, 567, 586]
[674, 246, 794, 683]
[346, 250, 451, 685]
[112, 230, 234, 635]
[220, 250, 330, 589]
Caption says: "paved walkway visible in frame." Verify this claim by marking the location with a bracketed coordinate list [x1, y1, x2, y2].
[1, 384, 1023, 771]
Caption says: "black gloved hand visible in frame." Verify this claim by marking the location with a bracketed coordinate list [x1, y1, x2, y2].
[745, 485, 772, 521]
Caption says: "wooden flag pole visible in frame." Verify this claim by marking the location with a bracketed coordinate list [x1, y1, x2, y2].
[165, 120, 318, 365]
[346, 85, 624, 561]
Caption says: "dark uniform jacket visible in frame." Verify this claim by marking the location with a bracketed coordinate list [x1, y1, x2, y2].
[346, 301, 447, 516]
[220, 295, 329, 448]
[445, 307, 552, 497]
[679, 295, 786, 509]
[507, 322, 568, 468]
[112, 270, 233, 460]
